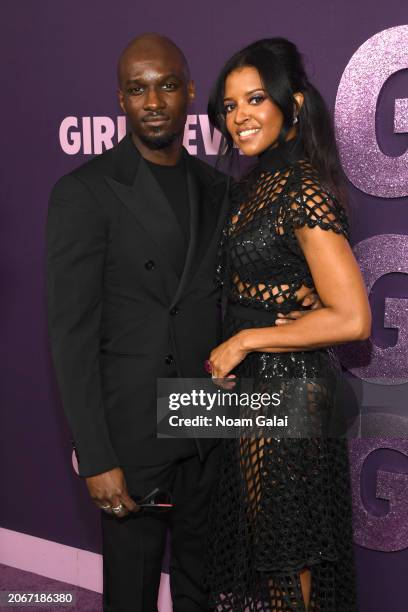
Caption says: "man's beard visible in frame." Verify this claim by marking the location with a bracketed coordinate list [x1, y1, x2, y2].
[139, 126, 182, 150]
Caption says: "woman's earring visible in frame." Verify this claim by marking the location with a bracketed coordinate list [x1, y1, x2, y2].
[293, 113, 298, 125]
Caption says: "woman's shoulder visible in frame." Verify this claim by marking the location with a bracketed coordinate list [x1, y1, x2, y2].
[292, 158, 332, 196]
[286, 159, 349, 237]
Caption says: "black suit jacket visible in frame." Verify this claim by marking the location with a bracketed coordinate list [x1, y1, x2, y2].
[47, 135, 229, 477]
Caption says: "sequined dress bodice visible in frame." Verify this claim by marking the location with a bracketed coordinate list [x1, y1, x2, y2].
[218, 144, 349, 321]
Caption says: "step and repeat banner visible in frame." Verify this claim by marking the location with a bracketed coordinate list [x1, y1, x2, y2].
[1, 1, 408, 610]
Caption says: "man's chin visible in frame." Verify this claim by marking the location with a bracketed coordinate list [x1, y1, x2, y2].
[139, 130, 180, 151]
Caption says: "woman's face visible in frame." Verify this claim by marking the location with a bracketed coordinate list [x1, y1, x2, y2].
[223, 66, 287, 157]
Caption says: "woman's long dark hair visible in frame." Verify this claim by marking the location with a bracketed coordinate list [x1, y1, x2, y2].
[208, 38, 345, 201]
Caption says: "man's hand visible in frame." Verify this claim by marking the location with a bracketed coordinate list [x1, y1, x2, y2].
[86, 467, 139, 519]
[275, 291, 323, 326]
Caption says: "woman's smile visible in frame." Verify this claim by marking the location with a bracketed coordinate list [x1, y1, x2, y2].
[236, 126, 261, 141]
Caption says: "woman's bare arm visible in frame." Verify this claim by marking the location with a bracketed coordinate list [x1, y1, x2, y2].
[241, 225, 371, 352]
[209, 225, 371, 378]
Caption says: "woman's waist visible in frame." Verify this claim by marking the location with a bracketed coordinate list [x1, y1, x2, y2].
[234, 346, 341, 381]
[226, 301, 309, 324]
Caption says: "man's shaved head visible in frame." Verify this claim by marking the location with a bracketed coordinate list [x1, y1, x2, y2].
[117, 33, 190, 87]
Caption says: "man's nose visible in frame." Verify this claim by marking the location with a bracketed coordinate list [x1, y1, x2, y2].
[144, 87, 165, 110]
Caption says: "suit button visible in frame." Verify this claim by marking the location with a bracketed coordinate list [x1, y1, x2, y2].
[145, 260, 155, 271]
[165, 354, 174, 365]
[170, 307, 180, 316]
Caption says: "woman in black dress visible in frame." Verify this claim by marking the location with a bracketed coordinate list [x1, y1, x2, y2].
[204, 39, 371, 611]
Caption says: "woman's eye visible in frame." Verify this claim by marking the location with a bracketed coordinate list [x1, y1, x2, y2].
[163, 82, 177, 90]
[224, 103, 235, 114]
[249, 95, 265, 105]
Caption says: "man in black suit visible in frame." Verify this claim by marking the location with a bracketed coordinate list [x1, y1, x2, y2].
[47, 33, 229, 611]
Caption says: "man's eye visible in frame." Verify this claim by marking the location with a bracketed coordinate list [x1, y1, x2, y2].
[163, 82, 178, 91]
[249, 95, 265, 105]
[127, 87, 143, 95]
[224, 103, 235, 114]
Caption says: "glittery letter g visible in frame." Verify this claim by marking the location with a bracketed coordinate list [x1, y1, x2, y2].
[335, 25, 408, 198]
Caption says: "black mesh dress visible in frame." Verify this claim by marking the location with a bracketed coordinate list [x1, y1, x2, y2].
[205, 140, 357, 611]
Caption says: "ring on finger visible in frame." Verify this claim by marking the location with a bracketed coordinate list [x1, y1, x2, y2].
[112, 504, 124, 514]
[204, 359, 212, 374]
[101, 504, 111, 510]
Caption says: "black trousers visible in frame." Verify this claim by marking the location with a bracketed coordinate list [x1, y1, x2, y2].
[102, 444, 220, 612]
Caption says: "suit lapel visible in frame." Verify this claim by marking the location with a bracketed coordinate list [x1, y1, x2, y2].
[105, 137, 186, 278]
[184, 155, 230, 287]
[171, 153, 231, 305]
[169, 162, 200, 308]
[105, 135, 230, 304]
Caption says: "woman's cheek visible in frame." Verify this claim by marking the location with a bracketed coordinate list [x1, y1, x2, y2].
[225, 116, 235, 138]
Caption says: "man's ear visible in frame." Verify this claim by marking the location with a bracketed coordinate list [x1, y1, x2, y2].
[117, 89, 126, 114]
[188, 80, 196, 105]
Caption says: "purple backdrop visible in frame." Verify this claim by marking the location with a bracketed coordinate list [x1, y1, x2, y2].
[1, 2, 408, 610]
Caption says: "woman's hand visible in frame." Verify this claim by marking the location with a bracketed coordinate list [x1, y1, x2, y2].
[208, 332, 248, 379]
[276, 289, 322, 325]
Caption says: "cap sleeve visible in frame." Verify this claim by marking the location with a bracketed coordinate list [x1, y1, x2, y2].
[286, 168, 349, 239]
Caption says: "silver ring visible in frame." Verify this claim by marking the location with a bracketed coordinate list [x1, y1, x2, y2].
[112, 504, 124, 514]
[101, 504, 111, 510]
